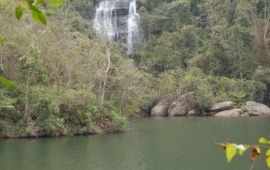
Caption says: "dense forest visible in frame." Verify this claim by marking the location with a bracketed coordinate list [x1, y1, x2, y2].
[0, 0, 269, 137]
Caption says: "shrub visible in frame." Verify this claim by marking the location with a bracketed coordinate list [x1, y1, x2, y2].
[39, 118, 66, 137]
[32, 96, 59, 122]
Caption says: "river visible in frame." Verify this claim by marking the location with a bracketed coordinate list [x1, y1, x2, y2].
[0, 117, 269, 170]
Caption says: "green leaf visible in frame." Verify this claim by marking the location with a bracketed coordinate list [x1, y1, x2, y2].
[0, 76, 15, 88]
[49, 0, 65, 6]
[0, 38, 6, 44]
[35, 0, 45, 5]
[15, 5, 25, 20]
[266, 149, 270, 168]
[259, 137, 270, 145]
[31, 11, 47, 25]
[44, 9, 55, 14]
[31, 11, 42, 24]
[28, 4, 40, 12]
[226, 144, 237, 163]
[38, 12, 47, 25]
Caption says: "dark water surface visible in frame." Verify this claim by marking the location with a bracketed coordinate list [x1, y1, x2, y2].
[0, 117, 269, 170]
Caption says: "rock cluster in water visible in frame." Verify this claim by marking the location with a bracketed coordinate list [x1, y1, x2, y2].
[150, 93, 270, 117]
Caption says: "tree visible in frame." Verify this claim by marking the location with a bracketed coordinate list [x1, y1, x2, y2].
[239, 0, 270, 66]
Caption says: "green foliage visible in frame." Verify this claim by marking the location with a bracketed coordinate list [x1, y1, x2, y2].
[69, 0, 94, 19]
[49, 0, 65, 7]
[15, 5, 25, 20]
[138, 0, 270, 106]
[182, 68, 214, 111]
[252, 67, 270, 104]
[32, 97, 59, 121]
[40, 118, 66, 136]
[15, 0, 65, 25]
[110, 110, 128, 130]
[0, 89, 20, 122]
[229, 91, 246, 107]
[31, 10, 47, 25]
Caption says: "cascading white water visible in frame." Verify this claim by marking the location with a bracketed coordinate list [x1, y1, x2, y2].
[93, 1, 117, 40]
[127, 0, 140, 54]
[93, 0, 143, 54]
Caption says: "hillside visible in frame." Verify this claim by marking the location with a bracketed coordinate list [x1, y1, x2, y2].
[0, 0, 269, 137]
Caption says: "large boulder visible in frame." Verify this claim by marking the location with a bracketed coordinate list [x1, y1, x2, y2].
[214, 109, 243, 117]
[187, 109, 201, 116]
[209, 101, 234, 112]
[246, 101, 270, 116]
[168, 93, 195, 116]
[151, 99, 170, 117]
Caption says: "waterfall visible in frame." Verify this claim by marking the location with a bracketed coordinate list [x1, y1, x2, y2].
[93, 1, 117, 40]
[93, 0, 143, 54]
[127, 0, 141, 55]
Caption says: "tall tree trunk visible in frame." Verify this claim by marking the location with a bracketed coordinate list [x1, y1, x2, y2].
[99, 45, 111, 107]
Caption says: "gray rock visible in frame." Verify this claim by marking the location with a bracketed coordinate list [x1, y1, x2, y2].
[151, 99, 170, 117]
[209, 101, 234, 112]
[168, 92, 195, 117]
[247, 111, 261, 116]
[240, 113, 249, 117]
[214, 109, 243, 117]
[246, 101, 270, 116]
[187, 109, 201, 116]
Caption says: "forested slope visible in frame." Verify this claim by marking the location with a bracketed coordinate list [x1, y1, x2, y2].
[137, 0, 270, 108]
[0, 0, 269, 137]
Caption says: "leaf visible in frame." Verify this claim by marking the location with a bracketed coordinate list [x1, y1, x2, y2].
[0, 38, 6, 44]
[44, 9, 55, 14]
[49, 0, 65, 6]
[226, 144, 237, 163]
[259, 137, 270, 145]
[28, 4, 40, 12]
[266, 149, 270, 168]
[250, 147, 260, 161]
[0, 76, 15, 88]
[31, 11, 47, 25]
[218, 142, 228, 149]
[31, 11, 42, 24]
[37, 12, 47, 25]
[15, 5, 25, 20]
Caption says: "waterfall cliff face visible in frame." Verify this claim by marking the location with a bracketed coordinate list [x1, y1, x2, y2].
[93, 0, 143, 54]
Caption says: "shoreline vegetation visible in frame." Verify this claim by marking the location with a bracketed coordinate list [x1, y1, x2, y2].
[1, 0, 270, 138]
[0, 86, 128, 138]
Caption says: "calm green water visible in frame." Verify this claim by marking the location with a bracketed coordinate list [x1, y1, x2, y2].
[0, 117, 270, 170]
